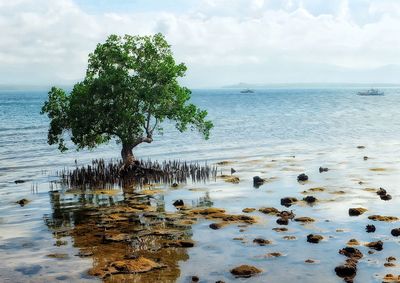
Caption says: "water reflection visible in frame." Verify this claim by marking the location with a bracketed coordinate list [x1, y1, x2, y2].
[43, 182, 213, 282]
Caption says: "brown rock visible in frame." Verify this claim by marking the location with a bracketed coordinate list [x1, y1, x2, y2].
[365, 240, 383, 251]
[242, 208, 256, 213]
[307, 234, 323, 243]
[276, 218, 289, 225]
[163, 240, 195, 248]
[230, 265, 262, 278]
[335, 261, 357, 278]
[253, 238, 272, 246]
[258, 207, 279, 215]
[281, 197, 298, 207]
[272, 227, 288, 232]
[294, 217, 315, 223]
[339, 247, 363, 260]
[16, 198, 30, 207]
[209, 223, 225, 230]
[347, 239, 360, 246]
[348, 208, 367, 216]
[368, 215, 398, 222]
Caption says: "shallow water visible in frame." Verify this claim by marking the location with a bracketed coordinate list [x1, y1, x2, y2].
[2, 87, 400, 282]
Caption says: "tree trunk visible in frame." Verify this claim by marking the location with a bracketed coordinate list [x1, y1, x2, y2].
[121, 143, 135, 165]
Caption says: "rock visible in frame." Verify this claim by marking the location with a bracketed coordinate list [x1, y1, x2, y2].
[258, 207, 279, 215]
[272, 227, 288, 232]
[391, 228, 400, 237]
[347, 239, 360, 246]
[294, 217, 315, 223]
[14, 180, 26, 184]
[377, 187, 387, 196]
[366, 240, 383, 251]
[348, 207, 367, 216]
[222, 176, 240, 183]
[335, 262, 357, 278]
[297, 173, 308, 182]
[363, 156, 368, 160]
[163, 240, 195, 248]
[230, 265, 262, 278]
[103, 233, 130, 243]
[265, 252, 282, 258]
[253, 238, 272, 246]
[231, 168, 236, 174]
[16, 198, 30, 207]
[307, 234, 323, 243]
[191, 208, 226, 215]
[276, 218, 289, 225]
[171, 183, 179, 188]
[209, 223, 225, 230]
[387, 256, 397, 262]
[384, 262, 396, 267]
[380, 194, 392, 201]
[242, 208, 255, 213]
[384, 274, 400, 282]
[303, 196, 317, 203]
[366, 224, 376, 233]
[192, 276, 199, 282]
[278, 210, 295, 219]
[339, 247, 363, 260]
[280, 197, 298, 207]
[319, 167, 329, 173]
[305, 259, 315, 263]
[215, 281, 226, 283]
[357, 146, 365, 149]
[173, 200, 184, 207]
[283, 235, 296, 240]
[368, 215, 398, 222]
[253, 176, 265, 187]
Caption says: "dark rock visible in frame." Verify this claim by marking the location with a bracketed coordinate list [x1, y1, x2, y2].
[276, 218, 289, 225]
[335, 262, 357, 278]
[16, 198, 29, 207]
[215, 281, 225, 283]
[171, 183, 179, 188]
[253, 238, 271, 246]
[297, 173, 308, 182]
[380, 194, 392, 201]
[307, 234, 323, 243]
[365, 224, 376, 233]
[253, 176, 264, 187]
[348, 207, 367, 216]
[363, 156, 368, 160]
[259, 207, 279, 215]
[339, 247, 363, 260]
[377, 187, 387, 196]
[230, 265, 262, 278]
[319, 167, 329, 173]
[209, 223, 224, 230]
[278, 210, 295, 219]
[366, 240, 383, 251]
[280, 197, 298, 207]
[391, 228, 400, 237]
[192, 276, 199, 282]
[231, 168, 236, 174]
[173, 200, 184, 206]
[14, 180, 26, 184]
[303, 196, 317, 203]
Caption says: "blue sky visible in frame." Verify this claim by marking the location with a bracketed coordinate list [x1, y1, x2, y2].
[1, 0, 400, 87]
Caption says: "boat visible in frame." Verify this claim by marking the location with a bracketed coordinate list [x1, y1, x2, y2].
[240, 89, 255, 93]
[357, 89, 384, 96]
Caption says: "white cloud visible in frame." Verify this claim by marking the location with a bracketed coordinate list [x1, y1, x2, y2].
[0, 0, 400, 87]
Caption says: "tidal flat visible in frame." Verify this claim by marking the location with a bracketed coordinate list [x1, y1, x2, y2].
[2, 144, 400, 282]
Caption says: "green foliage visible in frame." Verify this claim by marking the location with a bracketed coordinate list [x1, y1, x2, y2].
[41, 33, 213, 155]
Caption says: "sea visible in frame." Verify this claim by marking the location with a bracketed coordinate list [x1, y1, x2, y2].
[1, 87, 400, 282]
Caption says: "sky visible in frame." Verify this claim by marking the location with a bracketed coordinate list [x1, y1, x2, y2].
[1, 0, 400, 88]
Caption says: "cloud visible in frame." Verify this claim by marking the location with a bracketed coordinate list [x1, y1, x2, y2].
[0, 0, 400, 87]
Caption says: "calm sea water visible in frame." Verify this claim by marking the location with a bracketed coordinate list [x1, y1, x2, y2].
[2, 87, 400, 282]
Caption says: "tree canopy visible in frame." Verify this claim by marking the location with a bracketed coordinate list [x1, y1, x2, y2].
[41, 33, 213, 163]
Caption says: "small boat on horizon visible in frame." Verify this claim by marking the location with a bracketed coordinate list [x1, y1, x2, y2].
[357, 89, 384, 96]
[240, 89, 255, 93]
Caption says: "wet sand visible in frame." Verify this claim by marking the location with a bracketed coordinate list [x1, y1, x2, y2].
[2, 143, 400, 282]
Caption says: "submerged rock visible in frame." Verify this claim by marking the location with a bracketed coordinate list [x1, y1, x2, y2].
[163, 240, 195, 248]
[307, 234, 323, 243]
[14, 180, 26, 184]
[380, 194, 392, 201]
[297, 173, 308, 182]
[276, 218, 289, 225]
[368, 215, 398, 222]
[348, 208, 367, 216]
[221, 175, 240, 184]
[253, 238, 272, 246]
[272, 227, 288, 232]
[347, 239, 360, 246]
[281, 197, 298, 207]
[391, 228, 400, 237]
[230, 265, 262, 278]
[366, 224, 376, 233]
[294, 217, 315, 223]
[191, 276, 199, 282]
[319, 167, 329, 173]
[16, 198, 30, 207]
[303, 196, 317, 204]
[366, 240, 383, 251]
[253, 176, 265, 187]
[259, 207, 279, 215]
[173, 200, 184, 207]
[209, 223, 225, 230]
[242, 208, 256, 213]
